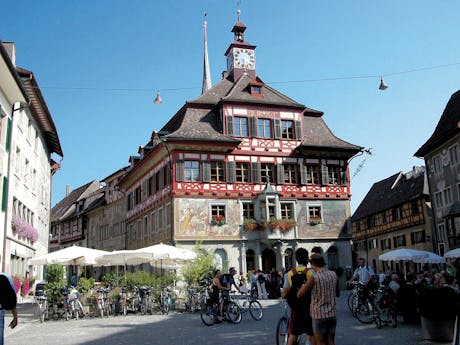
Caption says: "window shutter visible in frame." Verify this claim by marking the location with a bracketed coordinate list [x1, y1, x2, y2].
[321, 164, 329, 185]
[226, 161, 236, 183]
[226, 116, 234, 135]
[274, 118, 281, 138]
[249, 117, 258, 137]
[5, 118, 12, 152]
[299, 164, 307, 185]
[159, 168, 165, 188]
[295, 120, 302, 140]
[277, 164, 284, 184]
[202, 161, 211, 182]
[142, 180, 148, 199]
[176, 160, 184, 182]
[422, 231, 426, 242]
[410, 232, 415, 245]
[2, 176, 7, 211]
[251, 162, 261, 183]
[341, 167, 348, 185]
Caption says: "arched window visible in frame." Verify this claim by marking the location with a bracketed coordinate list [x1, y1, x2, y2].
[214, 249, 228, 270]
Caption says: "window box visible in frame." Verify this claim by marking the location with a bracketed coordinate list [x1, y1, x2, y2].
[279, 219, 296, 231]
[309, 218, 321, 226]
[211, 215, 226, 226]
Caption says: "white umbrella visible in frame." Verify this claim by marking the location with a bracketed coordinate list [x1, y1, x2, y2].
[444, 248, 460, 259]
[413, 252, 445, 264]
[378, 248, 430, 262]
[95, 250, 155, 266]
[29, 245, 109, 266]
[135, 243, 196, 263]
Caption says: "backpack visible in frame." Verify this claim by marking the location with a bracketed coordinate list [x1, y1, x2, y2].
[286, 267, 311, 311]
[0, 274, 17, 310]
[257, 273, 266, 283]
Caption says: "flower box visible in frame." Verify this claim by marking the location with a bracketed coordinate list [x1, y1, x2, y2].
[211, 216, 226, 226]
[278, 219, 296, 231]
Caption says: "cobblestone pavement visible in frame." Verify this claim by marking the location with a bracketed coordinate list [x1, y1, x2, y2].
[4, 294, 452, 345]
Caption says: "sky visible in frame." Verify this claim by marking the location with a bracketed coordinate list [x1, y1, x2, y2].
[1, 1, 460, 212]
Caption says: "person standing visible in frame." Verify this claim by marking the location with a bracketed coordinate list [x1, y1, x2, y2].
[0, 272, 18, 345]
[256, 270, 268, 300]
[350, 258, 375, 285]
[282, 248, 315, 345]
[298, 253, 339, 345]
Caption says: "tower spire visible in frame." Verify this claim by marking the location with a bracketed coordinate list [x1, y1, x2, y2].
[201, 14, 212, 95]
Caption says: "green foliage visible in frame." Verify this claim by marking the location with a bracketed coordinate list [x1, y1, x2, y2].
[181, 242, 215, 285]
[101, 272, 126, 288]
[45, 263, 65, 303]
[77, 277, 95, 294]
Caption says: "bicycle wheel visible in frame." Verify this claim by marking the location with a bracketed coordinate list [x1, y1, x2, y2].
[391, 308, 398, 328]
[249, 300, 263, 321]
[200, 304, 216, 326]
[39, 304, 45, 323]
[276, 316, 289, 345]
[226, 301, 242, 324]
[348, 292, 357, 313]
[140, 301, 147, 315]
[355, 300, 375, 324]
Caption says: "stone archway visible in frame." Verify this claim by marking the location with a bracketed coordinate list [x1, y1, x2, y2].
[262, 248, 276, 272]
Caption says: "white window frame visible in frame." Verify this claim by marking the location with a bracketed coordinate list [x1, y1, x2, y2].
[307, 204, 323, 223]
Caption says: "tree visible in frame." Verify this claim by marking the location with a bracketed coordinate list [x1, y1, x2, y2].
[181, 242, 215, 285]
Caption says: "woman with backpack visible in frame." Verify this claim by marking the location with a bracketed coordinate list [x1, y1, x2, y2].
[0, 272, 18, 345]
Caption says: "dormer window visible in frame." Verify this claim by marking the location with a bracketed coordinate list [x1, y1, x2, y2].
[251, 86, 261, 94]
[249, 77, 264, 98]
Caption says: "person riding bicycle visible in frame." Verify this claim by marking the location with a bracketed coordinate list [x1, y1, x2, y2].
[349, 258, 376, 286]
[219, 267, 241, 320]
[210, 269, 227, 322]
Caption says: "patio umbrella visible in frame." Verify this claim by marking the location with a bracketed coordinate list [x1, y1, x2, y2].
[378, 248, 430, 262]
[29, 245, 109, 266]
[95, 250, 155, 266]
[134, 243, 196, 263]
[413, 252, 445, 264]
[444, 248, 460, 259]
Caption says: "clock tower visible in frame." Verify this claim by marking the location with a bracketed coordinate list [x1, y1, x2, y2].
[224, 11, 257, 81]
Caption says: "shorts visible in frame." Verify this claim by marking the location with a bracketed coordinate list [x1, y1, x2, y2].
[288, 308, 313, 336]
[312, 317, 337, 335]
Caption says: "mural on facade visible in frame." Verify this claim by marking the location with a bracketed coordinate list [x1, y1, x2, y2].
[297, 200, 350, 239]
[176, 199, 241, 239]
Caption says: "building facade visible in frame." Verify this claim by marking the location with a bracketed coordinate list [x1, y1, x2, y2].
[0, 42, 63, 278]
[415, 90, 460, 253]
[351, 166, 434, 273]
[119, 18, 361, 283]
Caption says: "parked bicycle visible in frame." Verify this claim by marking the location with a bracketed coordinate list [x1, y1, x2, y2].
[230, 292, 263, 321]
[139, 286, 153, 315]
[373, 285, 398, 328]
[118, 286, 128, 316]
[185, 286, 202, 312]
[35, 289, 48, 323]
[159, 286, 173, 314]
[67, 286, 85, 320]
[96, 287, 112, 317]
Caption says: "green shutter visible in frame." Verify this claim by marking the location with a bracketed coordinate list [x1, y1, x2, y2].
[1, 176, 7, 211]
[295, 120, 302, 140]
[202, 161, 211, 182]
[249, 117, 258, 137]
[274, 119, 281, 138]
[321, 164, 329, 185]
[251, 162, 261, 183]
[5, 118, 12, 152]
[299, 164, 307, 185]
[226, 116, 234, 135]
[176, 160, 184, 182]
[276, 164, 284, 184]
[226, 161, 235, 183]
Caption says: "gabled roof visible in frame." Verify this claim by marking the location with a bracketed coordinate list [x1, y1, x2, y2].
[352, 167, 427, 220]
[51, 180, 100, 222]
[415, 90, 460, 157]
[299, 116, 362, 153]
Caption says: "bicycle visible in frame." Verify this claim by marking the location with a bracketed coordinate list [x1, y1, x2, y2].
[67, 286, 85, 320]
[35, 289, 48, 323]
[354, 285, 378, 324]
[185, 286, 203, 312]
[139, 286, 153, 315]
[159, 286, 173, 314]
[200, 290, 242, 326]
[275, 300, 306, 345]
[373, 285, 398, 329]
[96, 287, 112, 317]
[230, 292, 263, 321]
[118, 287, 128, 316]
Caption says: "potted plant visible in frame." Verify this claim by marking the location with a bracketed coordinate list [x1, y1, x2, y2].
[268, 218, 280, 230]
[279, 219, 296, 231]
[309, 218, 321, 226]
[243, 219, 259, 231]
[417, 285, 458, 341]
[210, 215, 226, 226]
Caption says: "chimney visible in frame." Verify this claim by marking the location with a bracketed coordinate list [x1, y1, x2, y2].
[2, 42, 16, 66]
[66, 184, 71, 196]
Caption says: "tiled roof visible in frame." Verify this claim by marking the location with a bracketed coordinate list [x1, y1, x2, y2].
[415, 90, 460, 157]
[300, 116, 362, 152]
[51, 181, 99, 222]
[163, 107, 240, 143]
[352, 167, 427, 220]
[189, 74, 315, 109]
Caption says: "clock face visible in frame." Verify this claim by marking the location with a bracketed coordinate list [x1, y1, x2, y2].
[234, 48, 255, 69]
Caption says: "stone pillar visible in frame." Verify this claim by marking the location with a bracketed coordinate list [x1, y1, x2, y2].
[240, 241, 247, 273]
[255, 242, 262, 271]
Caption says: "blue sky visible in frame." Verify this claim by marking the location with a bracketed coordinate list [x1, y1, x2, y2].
[2, 1, 460, 212]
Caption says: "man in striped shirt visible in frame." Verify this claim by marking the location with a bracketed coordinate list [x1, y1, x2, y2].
[297, 253, 340, 345]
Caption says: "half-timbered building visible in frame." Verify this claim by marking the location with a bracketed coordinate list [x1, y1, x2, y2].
[119, 18, 361, 280]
